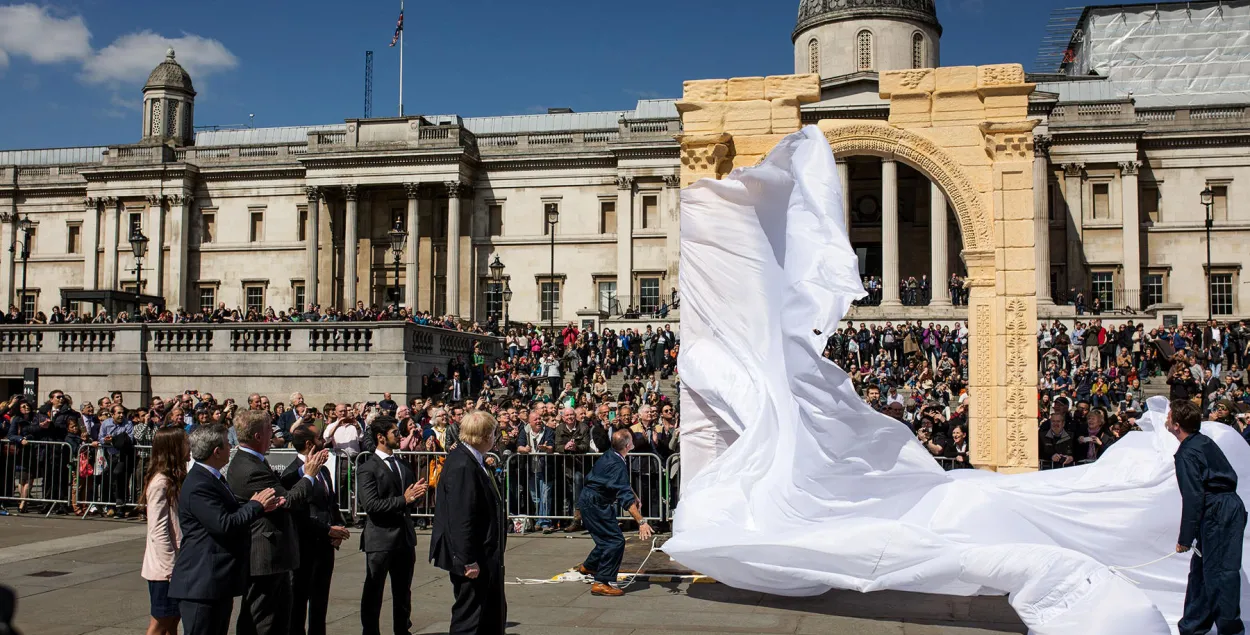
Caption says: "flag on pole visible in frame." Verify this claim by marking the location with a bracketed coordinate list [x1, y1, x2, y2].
[389, 11, 404, 47]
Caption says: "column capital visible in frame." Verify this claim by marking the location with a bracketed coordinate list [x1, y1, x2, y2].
[83, 197, 98, 209]
[305, 186, 320, 202]
[168, 194, 185, 206]
[445, 181, 467, 199]
[881, 157, 897, 165]
[1033, 135, 1052, 158]
[145, 194, 165, 206]
[616, 176, 635, 190]
[343, 184, 359, 201]
[404, 182, 422, 200]
[663, 175, 681, 189]
[1062, 163, 1085, 179]
[1118, 160, 1141, 176]
[102, 196, 119, 207]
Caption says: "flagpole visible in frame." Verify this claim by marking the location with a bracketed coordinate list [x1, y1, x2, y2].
[398, 0, 404, 117]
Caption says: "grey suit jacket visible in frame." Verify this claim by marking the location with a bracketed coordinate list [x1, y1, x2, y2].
[226, 448, 315, 576]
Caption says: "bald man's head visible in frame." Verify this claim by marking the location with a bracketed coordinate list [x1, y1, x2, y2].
[611, 429, 633, 454]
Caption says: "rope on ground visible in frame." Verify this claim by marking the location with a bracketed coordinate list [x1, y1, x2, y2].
[1106, 548, 1199, 585]
[506, 536, 662, 587]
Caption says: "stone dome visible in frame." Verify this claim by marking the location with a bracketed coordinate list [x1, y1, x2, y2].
[144, 48, 195, 94]
[794, 0, 941, 41]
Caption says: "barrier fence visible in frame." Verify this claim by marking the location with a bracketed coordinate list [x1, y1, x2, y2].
[0, 439, 76, 514]
[502, 452, 665, 524]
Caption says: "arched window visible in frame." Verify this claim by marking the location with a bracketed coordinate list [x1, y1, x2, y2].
[857, 30, 874, 71]
[912, 32, 925, 69]
[808, 39, 820, 74]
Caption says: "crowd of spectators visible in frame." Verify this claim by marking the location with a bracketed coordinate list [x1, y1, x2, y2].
[852, 273, 971, 307]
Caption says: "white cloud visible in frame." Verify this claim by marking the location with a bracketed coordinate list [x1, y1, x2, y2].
[0, 4, 92, 69]
[82, 31, 237, 85]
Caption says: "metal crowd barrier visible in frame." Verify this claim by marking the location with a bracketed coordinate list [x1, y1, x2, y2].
[351, 450, 503, 519]
[74, 442, 152, 516]
[503, 452, 665, 524]
[0, 439, 76, 514]
[665, 452, 680, 518]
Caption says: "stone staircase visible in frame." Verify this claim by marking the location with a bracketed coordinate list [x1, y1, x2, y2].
[604, 371, 679, 401]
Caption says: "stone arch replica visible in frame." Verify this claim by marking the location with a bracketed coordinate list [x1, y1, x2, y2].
[677, 65, 1040, 472]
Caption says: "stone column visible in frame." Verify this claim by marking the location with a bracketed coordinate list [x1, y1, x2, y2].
[1, 216, 14, 306]
[305, 187, 320, 308]
[1120, 161, 1142, 310]
[445, 181, 464, 317]
[343, 185, 359, 308]
[147, 195, 165, 297]
[82, 198, 100, 290]
[1034, 139, 1052, 306]
[929, 180, 950, 307]
[881, 159, 901, 306]
[168, 194, 189, 310]
[404, 183, 421, 308]
[663, 175, 681, 282]
[1062, 163, 1085, 298]
[836, 159, 852, 232]
[616, 176, 635, 309]
[104, 197, 121, 290]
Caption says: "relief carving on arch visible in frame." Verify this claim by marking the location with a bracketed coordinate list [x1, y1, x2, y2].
[972, 303, 993, 464]
[821, 122, 991, 250]
[1004, 299, 1030, 466]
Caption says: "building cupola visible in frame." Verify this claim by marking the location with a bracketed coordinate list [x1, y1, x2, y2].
[794, 0, 942, 80]
[141, 48, 196, 146]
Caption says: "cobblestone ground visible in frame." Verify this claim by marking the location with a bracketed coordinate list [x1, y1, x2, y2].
[0, 514, 1025, 635]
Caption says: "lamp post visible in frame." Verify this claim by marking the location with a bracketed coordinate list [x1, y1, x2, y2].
[17, 215, 32, 319]
[489, 254, 505, 330]
[545, 203, 559, 334]
[129, 228, 149, 294]
[388, 219, 407, 309]
[1201, 186, 1214, 322]
[502, 281, 513, 332]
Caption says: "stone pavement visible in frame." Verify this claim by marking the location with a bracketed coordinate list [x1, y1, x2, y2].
[0, 515, 1026, 635]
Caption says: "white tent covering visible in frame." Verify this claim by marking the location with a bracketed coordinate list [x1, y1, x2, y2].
[664, 126, 1250, 634]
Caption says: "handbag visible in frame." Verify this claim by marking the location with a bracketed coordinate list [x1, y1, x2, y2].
[428, 455, 445, 488]
[78, 449, 94, 478]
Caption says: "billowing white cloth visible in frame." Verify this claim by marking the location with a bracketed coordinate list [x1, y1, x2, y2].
[665, 125, 1250, 634]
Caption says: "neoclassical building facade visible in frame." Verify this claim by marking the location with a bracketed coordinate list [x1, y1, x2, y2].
[2, 0, 1249, 325]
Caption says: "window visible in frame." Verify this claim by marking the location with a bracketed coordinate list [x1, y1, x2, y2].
[244, 284, 265, 313]
[20, 293, 36, 320]
[1092, 183, 1110, 219]
[293, 283, 305, 311]
[808, 38, 820, 74]
[1092, 271, 1115, 311]
[540, 280, 561, 322]
[857, 30, 873, 71]
[1143, 273, 1165, 307]
[1211, 272, 1234, 316]
[488, 204, 503, 236]
[249, 210, 264, 242]
[912, 33, 925, 69]
[198, 286, 215, 313]
[598, 280, 617, 313]
[642, 195, 658, 229]
[434, 277, 447, 316]
[385, 285, 405, 305]
[484, 281, 504, 321]
[639, 277, 661, 314]
[542, 202, 559, 235]
[201, 212, 216, 244]
[66, 223, 81, 254]
[599, 201, 616, 234]
[1048, 181, 1058, 222]
[128, 211, 142, 238]
[297, 206, 308, 242]
[1141, 185, 1160, 223]
[1210, 185, 1229, 221]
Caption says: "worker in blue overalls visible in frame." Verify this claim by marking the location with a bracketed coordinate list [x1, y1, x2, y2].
[575, 429, 654, 596]
[1167, 398, 1248, 635]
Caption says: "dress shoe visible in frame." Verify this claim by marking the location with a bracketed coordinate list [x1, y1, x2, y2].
[575, 563, 595, 577]
[591, 582, 623, 597]
[563, 520, 583, 533]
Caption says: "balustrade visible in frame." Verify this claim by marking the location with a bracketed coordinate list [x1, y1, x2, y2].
[153, 328, 214, 352]
[309, 327, 373, 351]
[230, 327, 291, 352]
[0, 330, 42, 352]
[58, 329, 114, 352]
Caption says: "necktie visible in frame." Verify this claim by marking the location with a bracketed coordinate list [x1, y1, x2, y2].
[386, 456, 403, 486]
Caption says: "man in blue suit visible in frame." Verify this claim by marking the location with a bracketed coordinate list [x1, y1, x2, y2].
[169, 424, 280, 635]
[575, 429, 653, 596]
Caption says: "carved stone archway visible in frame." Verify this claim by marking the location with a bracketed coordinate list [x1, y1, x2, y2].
[677, 67, 1040, 472]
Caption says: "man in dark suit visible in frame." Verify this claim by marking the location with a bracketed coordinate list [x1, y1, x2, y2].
[576, 429, 654, 596]
[227, 410, 328, 635]
[358, 416, 427, 635]
[430, 411, 508, 634]
[281, 427, 350, 635]
[169, 424, 279, 635]
[445, 370, 469, 403]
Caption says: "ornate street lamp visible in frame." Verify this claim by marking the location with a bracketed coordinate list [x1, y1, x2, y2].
[1201, 187, 1215, 321]
[18, 215, 32, 319]
[502, 280, 513, 331]
[129, 228, 149, 295]
[388, 219, 407, 307]
[489, 255, 505, 328]
[545, 203, 559, 333]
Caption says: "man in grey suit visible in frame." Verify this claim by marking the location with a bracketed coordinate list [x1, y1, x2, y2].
[227, 410, 330, 635]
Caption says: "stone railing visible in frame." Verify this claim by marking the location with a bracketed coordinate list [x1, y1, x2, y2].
[1133, 106, 1250, 130]
[0, 323, 502, 405]
[1049, 100, 1136, 126]
[307, 118, 470, 153]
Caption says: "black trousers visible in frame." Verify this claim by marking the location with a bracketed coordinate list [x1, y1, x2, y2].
[449, 561, 507, 635]
[291, 544, 336, 635]
[1180, 493, 1247, 635]
[361, 546, 415, 635]
[179, 598, 233, 635]
[236, 571, 291, 635]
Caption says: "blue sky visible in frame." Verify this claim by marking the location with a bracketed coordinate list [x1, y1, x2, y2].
[0, 0, 1128, 150]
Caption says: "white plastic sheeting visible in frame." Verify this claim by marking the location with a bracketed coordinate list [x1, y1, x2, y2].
[1073, 2, 1250, 107]
[666, 125, 1250, 634]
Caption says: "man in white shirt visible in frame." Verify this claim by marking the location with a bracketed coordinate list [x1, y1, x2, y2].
[322, 403, 362, 456]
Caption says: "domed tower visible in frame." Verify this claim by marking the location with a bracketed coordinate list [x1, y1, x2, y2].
[794, 0, 941, 80]
[141, 48, 196, 146]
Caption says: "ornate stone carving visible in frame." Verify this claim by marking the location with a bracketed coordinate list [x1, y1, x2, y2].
[305, 186, 320, 202]
[822, 122, 992, 250]
[343, 184, 358, 201]
[168, 194, 185, 206]
[1004, 299, 1030, 466]
[1062, 163, 1085, 179]
[983, 132, 1033, 161]
[146, 194, 165, 206]
[445, 181, 466, 199]
[663, 175, 681, 189]
[404, 182, 422, 200]
[102, 196, 118, 207]
[616, 176, 636, 190]
[973, 303, 992, 463]
[83, 197, 97, 209]
[1119, 160, 1141, 176]
[978, 64, 1025, 87]
[897, 69, 931, 90]
[1033, 135, 1052, 158]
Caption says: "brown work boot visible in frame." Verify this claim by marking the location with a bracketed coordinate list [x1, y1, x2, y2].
[575, 563, 595, 577]
[591, 582, 624, 597]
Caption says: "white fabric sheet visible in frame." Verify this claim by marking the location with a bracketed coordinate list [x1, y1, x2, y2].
[665, 125, 1250, 634]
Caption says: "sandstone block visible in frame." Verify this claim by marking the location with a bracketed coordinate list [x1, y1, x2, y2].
[723, 100, 773, 136]
[880, 68, 935, 96]
[727, 77, 766, 102]
[999, 169, 1031, 192]
[889, 113, 934, 127]
[914, 125, 984, 149]
[731, 134, 788, 156]
[765, 74, 821, 103]
[978, 64, 1026, 88]
[889, 94, 933, 115]
[1003, 219, 1034, 248]
[1003, 247, 1034, 271]
[683, 79, 728, 102]
[932, 92, 984, 113]
[1004, 270, 1036, 296]
[1002, 189, 1035, 220]
[678, 102, 730, 133]
[983, 94, 1029, 111]
[935, 66, 979, 92]
[770, 98, 801, 134]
